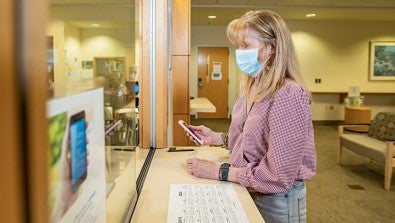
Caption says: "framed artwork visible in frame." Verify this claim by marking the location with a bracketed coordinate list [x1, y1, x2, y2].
[81, 60, 93, 69]
[369, 41, 395, 80]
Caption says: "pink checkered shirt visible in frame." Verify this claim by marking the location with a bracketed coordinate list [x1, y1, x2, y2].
[229, 79, 316, 194]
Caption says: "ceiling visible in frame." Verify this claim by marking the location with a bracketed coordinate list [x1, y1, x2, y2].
[50, 0, 395, 28]
[191, 0, 395, 25]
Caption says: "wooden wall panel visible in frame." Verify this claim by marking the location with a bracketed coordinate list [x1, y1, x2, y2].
[172, 55, 190, 146]
[1, 0, 49, 222]
[140, 0, 151, 149]
[0, 0, 25, 222]
[139, 0, 170, 149]
[172, 0, 190, 146]
[154, 0, 169, 148]
[172, 56, 189, 114]
[172, 0, 190, 55]
[22, 0, 50, 222]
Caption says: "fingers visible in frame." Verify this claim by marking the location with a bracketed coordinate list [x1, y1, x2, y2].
[188, 168, 194, 176]
[188, 125, 201, 131]
[86, 149, 90, 166]
[187, 158, 203, 176]
[186, 158, 195, 175]
[188, 136, 199, 145]
[188, 125, 205, 133]
[187, 165, 193, 175]
[61, 123, 70, 159]
[185, 133, 200, 145]
[186, 157, 198, 163]
[191, 124, 210, 133]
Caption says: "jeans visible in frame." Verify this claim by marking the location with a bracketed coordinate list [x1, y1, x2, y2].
[250, 181, 307, 223]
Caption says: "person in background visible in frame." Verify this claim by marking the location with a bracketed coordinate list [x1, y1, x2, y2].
[184, 10, 316, 223]
[103, 74, 127, 111]
[103, 74, 128, 145]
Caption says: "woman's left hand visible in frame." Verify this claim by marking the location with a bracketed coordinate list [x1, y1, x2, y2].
[186, 158, 220, 180]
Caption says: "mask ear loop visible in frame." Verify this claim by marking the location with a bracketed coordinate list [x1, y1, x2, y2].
[257, 44, 271, 64]
[268, 38, 276, 55]
[265, 38, 277, 67]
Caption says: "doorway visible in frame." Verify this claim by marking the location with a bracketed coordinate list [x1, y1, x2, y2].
[197, 47, 229, 118]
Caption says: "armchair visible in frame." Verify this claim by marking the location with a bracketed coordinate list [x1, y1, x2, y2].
[338, 112, 395, 190]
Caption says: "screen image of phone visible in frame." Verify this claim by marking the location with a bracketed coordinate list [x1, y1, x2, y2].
[69, 111, 88, 191]
[178, 120, 204, 145]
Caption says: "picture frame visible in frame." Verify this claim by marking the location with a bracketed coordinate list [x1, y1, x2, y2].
[81, 60, 93, 69]
[369, 41, 395, 81]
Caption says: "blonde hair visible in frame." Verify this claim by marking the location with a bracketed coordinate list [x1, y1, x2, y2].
[227, 10, 308, 101]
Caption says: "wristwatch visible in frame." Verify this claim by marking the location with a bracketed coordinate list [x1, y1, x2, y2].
[219, 163, 231, 181]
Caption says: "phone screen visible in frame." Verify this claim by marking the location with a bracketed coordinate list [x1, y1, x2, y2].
[69, 111, 87, 190]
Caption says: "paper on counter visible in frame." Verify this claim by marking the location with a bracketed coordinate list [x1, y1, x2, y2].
[167, 184, 249, 223]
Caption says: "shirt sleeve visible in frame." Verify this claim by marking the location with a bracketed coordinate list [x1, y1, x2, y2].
[237, 85, 313, 193]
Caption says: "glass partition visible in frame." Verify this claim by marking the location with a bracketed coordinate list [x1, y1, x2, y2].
[47, 0, 139, 222]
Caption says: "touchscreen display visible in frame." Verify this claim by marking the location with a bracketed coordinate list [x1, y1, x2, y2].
[69, 111, 87, 188]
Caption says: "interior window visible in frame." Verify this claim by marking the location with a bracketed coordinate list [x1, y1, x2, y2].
[47, 1, 139, 221]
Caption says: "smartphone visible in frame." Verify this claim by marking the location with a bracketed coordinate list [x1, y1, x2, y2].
[178, 120, 204, 145]
[69, 111, 88, 192]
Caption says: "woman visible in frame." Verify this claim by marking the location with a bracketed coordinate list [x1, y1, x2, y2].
[185, 10, 316, 223]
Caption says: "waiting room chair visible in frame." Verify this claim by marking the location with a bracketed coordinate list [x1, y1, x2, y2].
[338, 112, 395, 190]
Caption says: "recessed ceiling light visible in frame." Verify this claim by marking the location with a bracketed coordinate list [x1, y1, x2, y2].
[306, 13, 316, 18]
[208, 15, 216, 19]
[91, 23, 100, 27]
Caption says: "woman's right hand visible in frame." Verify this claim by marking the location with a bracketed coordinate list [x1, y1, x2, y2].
[187, 125, 223, 146]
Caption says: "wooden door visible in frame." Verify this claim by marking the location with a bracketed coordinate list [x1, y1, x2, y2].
[197, 47, 228, 118]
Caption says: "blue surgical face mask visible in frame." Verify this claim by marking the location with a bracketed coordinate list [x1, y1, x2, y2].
[235, 47, 263, 77]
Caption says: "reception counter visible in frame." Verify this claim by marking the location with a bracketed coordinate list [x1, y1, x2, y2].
[131, 147, 264, 223]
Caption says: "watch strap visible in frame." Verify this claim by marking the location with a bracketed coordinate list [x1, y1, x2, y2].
[219, 163, 230, 181]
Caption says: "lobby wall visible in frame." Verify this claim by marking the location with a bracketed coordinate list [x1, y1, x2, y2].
[191, 20, 395, 120]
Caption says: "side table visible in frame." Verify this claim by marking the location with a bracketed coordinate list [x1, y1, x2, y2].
[344, 106, 371, 132]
